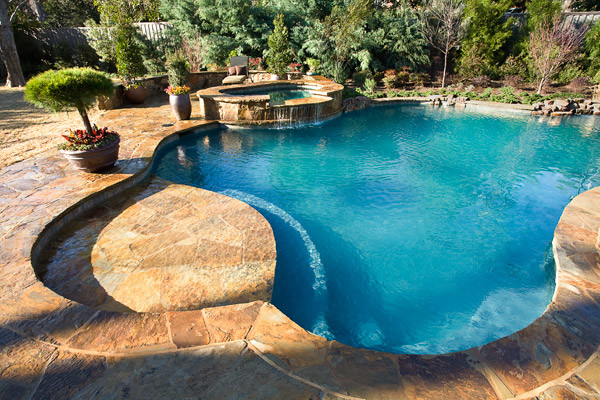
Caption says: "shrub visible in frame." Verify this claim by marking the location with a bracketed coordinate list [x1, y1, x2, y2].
[555, 64, 584, 85]
[306, 58, 320, 72]
[53, 41, 75, 69]
[491, 86, 520, 103]
[568, 76, 592, 91]
[342, 87, 362, 99]
[363, 77, 377, 93]
[410, 72, 429, 86]
[76, 43, 100, 68]
[479, 87, 493, 100]
[520, 92, 545, 105]
[472, 75, 491, 88]
[352, 70, 372, 88]
[114, 24, 146, 83]
[396, 70, 410, 84]
[166, 51, 190, 87]
[503, 75, 523, 88]
[373, 71, 385, 83]
[382, 69, 399, 88]
[24, 68, 115, 136]
[500, 55, 529, 80]
[266, 13, 293, 76]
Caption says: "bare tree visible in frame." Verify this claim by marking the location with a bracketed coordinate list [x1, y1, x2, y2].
[421, 0, 465, 88]
[529, 14, 588, 94]
[0, 0, 26, 87]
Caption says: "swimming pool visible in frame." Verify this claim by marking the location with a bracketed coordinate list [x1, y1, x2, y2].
[153, 104, 600, 354]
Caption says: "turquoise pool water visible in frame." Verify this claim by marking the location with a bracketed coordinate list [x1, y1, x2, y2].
[230, 88, 312, 105]
[268, 89, 312, 105]
[153, 105, 600, 354]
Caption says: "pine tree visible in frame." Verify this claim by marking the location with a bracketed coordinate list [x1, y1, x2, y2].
[266, 12, 293, 76]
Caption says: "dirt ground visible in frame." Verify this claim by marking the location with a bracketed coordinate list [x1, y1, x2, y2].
[0, 87, 105, 170]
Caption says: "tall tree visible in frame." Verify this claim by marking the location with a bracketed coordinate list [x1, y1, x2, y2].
[304, 0, 371, 82]
[421, 0, 466, 88]
[457, 0, 515, 78]
[529, 13, 587, 94]
[0, 0, 26, 86]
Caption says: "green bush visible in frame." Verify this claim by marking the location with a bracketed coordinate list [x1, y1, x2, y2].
[114, 24, 146, 82]
[342, 87, 362, 99]
[24, 68, 114, 135]
[409, 72, 429, 86]
[166, 51, 190, 87]
[363, 77, 377, 93]
[266, 13, 293, 76]
[352, 70, 372, 88]
[382, 69, 399, 88]
[490, 87, 520, 103]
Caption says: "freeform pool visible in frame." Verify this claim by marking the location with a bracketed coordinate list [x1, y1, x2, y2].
[153, 104, 600, 354]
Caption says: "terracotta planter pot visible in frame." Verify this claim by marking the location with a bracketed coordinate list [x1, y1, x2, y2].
[60, 137, 120, 173]
[125, 86, 146, 104]
[169, 94, 192, 120]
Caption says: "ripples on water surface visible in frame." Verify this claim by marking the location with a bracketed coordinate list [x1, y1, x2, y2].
[154, 105, 600, 354]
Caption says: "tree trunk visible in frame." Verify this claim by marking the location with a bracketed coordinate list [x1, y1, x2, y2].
[442, 51, 448, 89]
[0, 0, 26, 87]
[28, 0, 45, 21]
[537, 77, 546, 95]
[78, 108, 94, 136]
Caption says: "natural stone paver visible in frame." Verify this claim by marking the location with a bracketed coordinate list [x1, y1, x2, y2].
[0, 327, 56, 400]
[0, 94, 600, 398]
[41, 177, 276, 312]
[31, 351, 107, 400]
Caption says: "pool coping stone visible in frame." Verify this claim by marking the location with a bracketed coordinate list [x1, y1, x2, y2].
[0, 94, 599, 399]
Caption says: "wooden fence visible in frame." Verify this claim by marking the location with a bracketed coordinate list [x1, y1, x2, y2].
[41, 22, 173, 50]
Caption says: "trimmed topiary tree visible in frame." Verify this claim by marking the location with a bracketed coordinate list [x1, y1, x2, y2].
[25, 67, 115, 136]
[266, 12, 293, 77]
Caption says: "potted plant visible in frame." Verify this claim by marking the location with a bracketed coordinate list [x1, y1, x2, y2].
[114, 24, 147, 104]
[266, 12, 293, 81]
[165, 50, 192, 120]
[24, 67, 120, 172]
[306, 58, 320, 76]
[165, 85, 192, 120]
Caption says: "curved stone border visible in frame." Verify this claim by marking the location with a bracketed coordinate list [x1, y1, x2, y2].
[1, 100, 599, 398]
[196, 76, 344, 125]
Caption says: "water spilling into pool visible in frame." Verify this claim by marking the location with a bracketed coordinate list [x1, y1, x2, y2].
[153, 105, 600, 354]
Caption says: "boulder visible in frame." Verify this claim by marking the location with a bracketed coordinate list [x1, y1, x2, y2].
[343, 96, 372, 112]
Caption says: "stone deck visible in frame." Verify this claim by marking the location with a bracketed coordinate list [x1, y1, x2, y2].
[0, 96, 600, 399]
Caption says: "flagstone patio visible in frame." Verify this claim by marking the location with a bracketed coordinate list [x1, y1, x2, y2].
[1, 97, 600, 399]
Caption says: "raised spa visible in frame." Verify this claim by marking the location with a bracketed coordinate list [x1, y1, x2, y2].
[154, 104, 600, 354]
[196, 78, 344, 125]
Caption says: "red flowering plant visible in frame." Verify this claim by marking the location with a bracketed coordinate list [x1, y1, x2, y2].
[59, 125, 119, 151]
[288, 62, 301, 72]
[164, 85, 191, 95]
[249, 57, 263, 70]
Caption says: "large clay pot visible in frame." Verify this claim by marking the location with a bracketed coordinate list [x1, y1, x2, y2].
[169, 94, 192, 120]
[125, 86, 146, 104]
[60, 137, 120, 173]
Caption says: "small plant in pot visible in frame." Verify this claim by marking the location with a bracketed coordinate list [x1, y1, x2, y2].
[24, 67, 120, 173]
[306, 58, 320, 76]
[115, 24, 147, 104]
[165, 50, 192, 120]
[266, 12, 293, 81]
